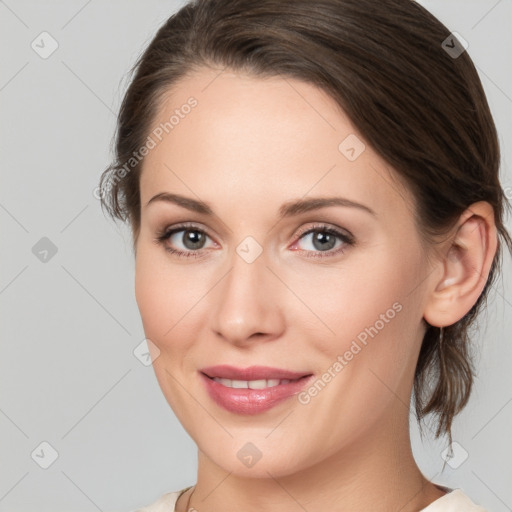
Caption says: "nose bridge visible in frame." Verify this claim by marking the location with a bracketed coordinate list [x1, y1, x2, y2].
[210, 240, 283, 343]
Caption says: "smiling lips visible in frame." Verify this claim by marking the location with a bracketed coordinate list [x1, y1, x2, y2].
[200, 365, 314, 414]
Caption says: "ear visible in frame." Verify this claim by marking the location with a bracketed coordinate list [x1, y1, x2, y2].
[423, 201, 498, 328]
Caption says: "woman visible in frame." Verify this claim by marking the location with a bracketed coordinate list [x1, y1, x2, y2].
[98, 0, 511, 510]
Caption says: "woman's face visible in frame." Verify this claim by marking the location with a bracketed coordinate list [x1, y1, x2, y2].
[135, 67, 434, 477]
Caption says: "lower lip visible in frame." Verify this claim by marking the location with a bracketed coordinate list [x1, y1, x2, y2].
[200, 372, 313, 414]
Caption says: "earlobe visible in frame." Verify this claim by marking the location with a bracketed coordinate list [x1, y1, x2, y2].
[423, 201, 498, 328]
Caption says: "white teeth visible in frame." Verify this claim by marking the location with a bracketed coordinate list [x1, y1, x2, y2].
[248, 379, 267, 389]
[231, 379, 249, 388]
[212, 377, 294, 388]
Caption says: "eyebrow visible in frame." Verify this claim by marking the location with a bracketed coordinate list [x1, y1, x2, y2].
[145, 192, 376, 218]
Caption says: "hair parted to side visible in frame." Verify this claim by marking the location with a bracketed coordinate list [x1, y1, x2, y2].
[98, 0, 512, 445]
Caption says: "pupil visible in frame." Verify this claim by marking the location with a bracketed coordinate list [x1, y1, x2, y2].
[313, 232, 335, 251]
[184, 230, 204, 249]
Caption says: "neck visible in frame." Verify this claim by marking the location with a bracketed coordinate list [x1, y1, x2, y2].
[178, 405, 445, 512]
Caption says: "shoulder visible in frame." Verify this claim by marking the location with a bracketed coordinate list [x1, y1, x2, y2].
[421, 488, 488, 511]
[131, 486, 193, 512]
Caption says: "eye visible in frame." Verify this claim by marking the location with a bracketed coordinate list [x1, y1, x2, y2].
[290, 223, 355, 258]
[153, 222, 216, 258]
[154, 222, 355, 260]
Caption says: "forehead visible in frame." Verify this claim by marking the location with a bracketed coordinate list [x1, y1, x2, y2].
[140, 67, 415, 223]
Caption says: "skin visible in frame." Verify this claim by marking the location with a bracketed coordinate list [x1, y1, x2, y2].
[134, 67, 497, 512]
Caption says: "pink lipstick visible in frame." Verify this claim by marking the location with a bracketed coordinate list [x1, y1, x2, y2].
[199, 365, 313, 414]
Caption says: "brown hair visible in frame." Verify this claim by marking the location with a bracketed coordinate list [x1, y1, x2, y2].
[98, 0, 512, 446]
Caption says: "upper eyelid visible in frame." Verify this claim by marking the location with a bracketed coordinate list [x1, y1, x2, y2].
[295, 222, 352, 238]
[164, 222, 215, 239]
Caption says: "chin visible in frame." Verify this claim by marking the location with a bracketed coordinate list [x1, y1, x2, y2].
[197, 434, 319, 479]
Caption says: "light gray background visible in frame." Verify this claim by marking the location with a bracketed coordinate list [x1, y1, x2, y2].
[1, 1, 511, 511]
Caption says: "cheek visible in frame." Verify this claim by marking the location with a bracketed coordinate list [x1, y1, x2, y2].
[288, 257, 412, 345]
[134, 248, 200, 414]
[290, 244, 425, 387]
[134, 255, 166, 339]
[134, 246, 214, 355]
[289, 256, 424, 444]
[135, 247, 185, 343]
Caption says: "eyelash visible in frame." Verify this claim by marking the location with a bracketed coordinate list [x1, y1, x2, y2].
[153, 222, 355, 260]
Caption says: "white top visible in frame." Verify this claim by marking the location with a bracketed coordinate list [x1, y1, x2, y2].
[133, 484, 488, 511]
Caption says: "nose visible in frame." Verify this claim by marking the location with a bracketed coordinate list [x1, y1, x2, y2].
[209, 244, 286, 346]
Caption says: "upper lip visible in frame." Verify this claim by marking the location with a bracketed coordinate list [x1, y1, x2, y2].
[200, 365, 312, 381]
